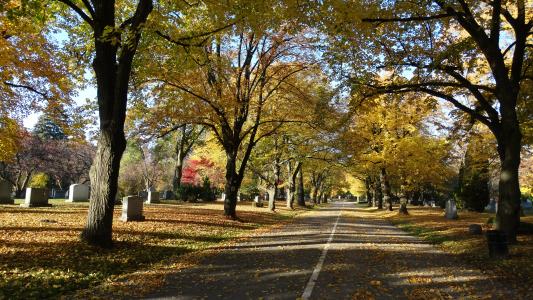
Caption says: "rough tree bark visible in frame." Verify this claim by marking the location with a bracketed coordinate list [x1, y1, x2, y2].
[366, 177, 373, 207]
[374, 175, 383, 209]
[381, 168, 392, 211]
[58, 0, 154, 247]
[297, 165, 305, 207]
[286, 161, 301, 209]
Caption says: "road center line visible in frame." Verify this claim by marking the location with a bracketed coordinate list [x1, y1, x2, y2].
[301, 204, 343, 300]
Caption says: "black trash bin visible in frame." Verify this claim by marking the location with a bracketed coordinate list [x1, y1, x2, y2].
[486, 230, 508, 258]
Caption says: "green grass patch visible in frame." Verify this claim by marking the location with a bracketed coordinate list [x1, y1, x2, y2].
[393, 220, 453, 245]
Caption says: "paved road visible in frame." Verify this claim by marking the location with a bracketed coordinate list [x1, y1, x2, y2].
[146, 202, 515, 299]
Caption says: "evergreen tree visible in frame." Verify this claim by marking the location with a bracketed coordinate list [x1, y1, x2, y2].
[33, 113, 67, 140]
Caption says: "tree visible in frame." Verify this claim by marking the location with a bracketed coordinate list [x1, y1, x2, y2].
[55, 0, 153, 247]
[33, 113, 67, 140]
[456, 125, 495, 212]
[139, 23, 314, 218]
[324, 0, 532, 242]
[341, 88, 453, 214]
[0, 117, 22, 163]
[1, 1, 73, 119]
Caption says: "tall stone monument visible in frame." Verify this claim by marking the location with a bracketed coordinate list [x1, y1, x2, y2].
[0, 180, 13, 204]
[21, 188, 51, 207]
[145, 191, 160, 204]
[445, 199, 458, 219]
[121, 196, 145, 222]
[67, 184, 90, 202]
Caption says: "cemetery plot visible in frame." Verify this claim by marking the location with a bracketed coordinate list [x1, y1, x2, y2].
[377, 206, 533, 295]
[0, 201, 303, 299]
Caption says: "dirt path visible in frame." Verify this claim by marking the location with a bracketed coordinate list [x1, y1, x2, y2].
[145, 202, 519, 299]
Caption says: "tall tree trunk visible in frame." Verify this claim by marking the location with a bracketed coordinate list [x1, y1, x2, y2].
[268, 186, 276, 211]
[365, 177, 373, 207]
[374, 175, 383, 209]
[172, 160, 183, 194]
[74, 0, 153, 248]
[311, 186, 318, 205]
[286, 161, 299, 209]
[495, 107, 522, 243]
[381, 168, 392, 211]
[224, 151, 240, 219]
[297, 165, 305, 207]
[82, 129, 125, 247]
[398, 184, 408, 215]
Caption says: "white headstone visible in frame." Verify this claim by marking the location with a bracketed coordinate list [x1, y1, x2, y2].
[67, 184, 89, 202]
[0, 180, 13, 204]
[146, 191, 160, 204]
[485, 199, 497, 213]
[445, 199, 458, 219]
[221, 193, 226, 201]
[237, 194, 241, 202]
[21, 188, 50, 207]
[121, 196, 145, 222]
[254, 195, 262, 203]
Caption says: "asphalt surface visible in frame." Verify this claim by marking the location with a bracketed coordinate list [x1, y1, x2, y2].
[145, 201, 516, 299]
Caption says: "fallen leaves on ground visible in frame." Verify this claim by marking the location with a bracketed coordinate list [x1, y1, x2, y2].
[351, 205, 533, 297]
[0, 200, 305, 299]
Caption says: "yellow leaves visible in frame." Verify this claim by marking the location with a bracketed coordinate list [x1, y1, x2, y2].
[0, 201, 302, 298]
[100, 26, 122, 46]
[0, 117, 22, 162]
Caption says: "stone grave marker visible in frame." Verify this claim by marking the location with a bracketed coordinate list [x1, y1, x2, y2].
[21, 188, 51, 207]
[146, 191, 160, 204]
[469, 224, 483, 235]
[521, 199, 532, 210]
[121, 196, 145, 222]
[485, 199, 497, 213]
[445, 199, 458, 219]
[221, 193, 226, 201]
[252, 195, 264, 207]
[0, 180, 13, 204]
[67, 184, 90, 202]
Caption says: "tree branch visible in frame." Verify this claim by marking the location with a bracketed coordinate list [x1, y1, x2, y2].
[56, 0, 94, 27]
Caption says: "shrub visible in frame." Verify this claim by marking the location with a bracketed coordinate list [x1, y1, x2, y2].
[176, 184, 202, 202]
[201, 177, 216, 202]
[29, 173, 49, 188]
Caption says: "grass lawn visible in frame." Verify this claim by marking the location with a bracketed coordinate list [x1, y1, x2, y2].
[0, 199, 308, 299]
[352, 204, 533, 295]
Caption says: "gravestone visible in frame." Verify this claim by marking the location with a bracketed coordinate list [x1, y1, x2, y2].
[67, 184, 89, 202]
[486, 230, 508, 258]
[21, 188, 51, 207]
[237, 194, 241, 202]
[121, 196, 145, 222]
[0, 180, 13, 204]
[430, 201, 436, 207]
[445, 199, 458, 219]
[221, 193, 226, 201]
[146, 191, 160, 204]
[521, 199, 532, 210]
[252, 195, 264, 207]
[162, 190, 174, 200]
[138, 191, 148, 200]
[469, 224, 483, 235]
[485, 199, 497, 213]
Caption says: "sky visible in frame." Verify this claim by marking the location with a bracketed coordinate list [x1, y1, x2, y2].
[23, 86, 97, 129]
